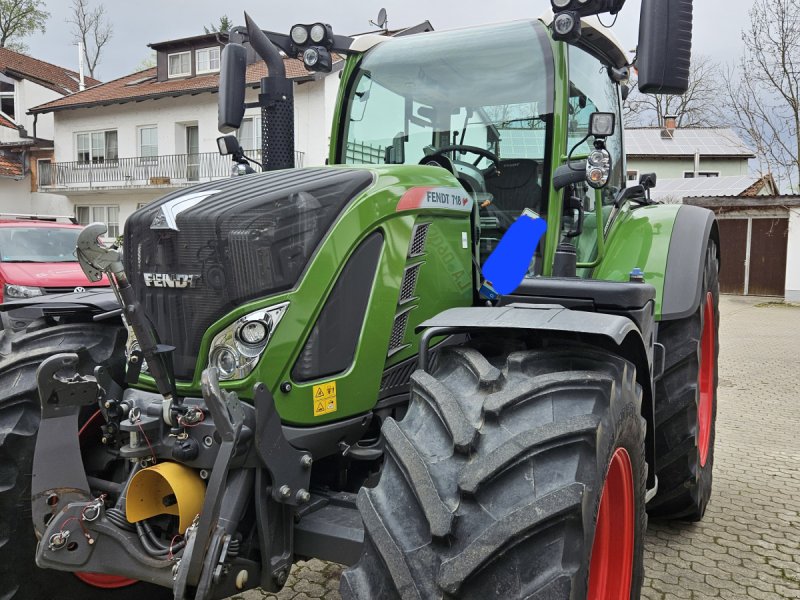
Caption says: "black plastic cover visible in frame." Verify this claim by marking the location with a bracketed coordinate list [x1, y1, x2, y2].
[292, 232, 383, 382]
[505, 277, 655, 309]
[124, 168, 373, 379]
[218, 43, 248, 133]
[637, 0, 693, 94]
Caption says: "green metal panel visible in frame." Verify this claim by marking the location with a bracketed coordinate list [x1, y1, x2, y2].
[328, 53, 363, 165]
[139, 165, 473, 425]
[592, 203, 681, 320]
[542, 37, 570, 276]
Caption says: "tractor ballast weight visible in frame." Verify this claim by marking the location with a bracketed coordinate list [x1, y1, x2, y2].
[0, 2, 719, 599]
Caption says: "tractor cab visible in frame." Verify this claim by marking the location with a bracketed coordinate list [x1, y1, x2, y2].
[334, 18, 629, 272]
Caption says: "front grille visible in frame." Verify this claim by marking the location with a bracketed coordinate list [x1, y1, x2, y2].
[408, 223, 430, 257]
[44, 286, 107, 294]
[399, 263, 422, 304]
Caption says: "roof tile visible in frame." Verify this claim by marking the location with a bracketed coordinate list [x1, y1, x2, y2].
[0, 47, 100, 95]
[0, 152, 22, 178]
[31, 56, 338, 114]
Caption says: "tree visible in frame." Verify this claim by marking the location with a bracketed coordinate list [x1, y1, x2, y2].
[68, 0, 112, 79]
[624, 55, 723, 128]
[204, 15, 232, 34]
[724, 0, 800, 189]
[0, 0, 48, 53]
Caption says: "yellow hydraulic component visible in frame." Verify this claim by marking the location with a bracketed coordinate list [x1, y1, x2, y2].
[126, 462, 206, 532]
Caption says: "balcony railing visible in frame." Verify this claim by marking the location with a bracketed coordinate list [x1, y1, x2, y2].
[37, 150, 306, 192]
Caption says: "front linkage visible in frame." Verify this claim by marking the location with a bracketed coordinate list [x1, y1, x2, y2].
[32, 228, 312, 599]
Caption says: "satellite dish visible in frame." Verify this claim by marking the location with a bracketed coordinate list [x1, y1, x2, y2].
[377, 8, 387, 28]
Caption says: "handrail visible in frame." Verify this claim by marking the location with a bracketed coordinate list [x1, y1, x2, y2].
[38, 150, 305, 190]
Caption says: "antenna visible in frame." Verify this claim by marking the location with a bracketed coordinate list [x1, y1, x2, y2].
[369, 8, 388, 31]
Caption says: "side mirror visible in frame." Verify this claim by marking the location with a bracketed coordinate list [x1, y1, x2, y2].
[217, 134, 242, 157]
[640, 172, 657, 190]
[637, 0, 693, 94]
[218, 42, 248, 133]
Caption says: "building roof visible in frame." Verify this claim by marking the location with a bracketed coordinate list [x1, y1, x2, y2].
[685, 196, 800, 210]
[625, 127, 755, 159]
[649, 175, 766, 203]
[29, 55, 341, 114]
[0, 113, 15, 129]
[0, 47, 100, 95]
[0, 151, 22, 178]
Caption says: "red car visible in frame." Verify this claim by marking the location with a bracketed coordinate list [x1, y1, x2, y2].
[0, 214, 108, 304]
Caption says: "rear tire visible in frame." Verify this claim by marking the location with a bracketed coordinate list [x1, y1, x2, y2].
[0, 321, 174, 600]
[341, 342, 647, 599]
[648, 241, 720, 521]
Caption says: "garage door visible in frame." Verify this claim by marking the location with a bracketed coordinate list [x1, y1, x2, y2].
[748, 218, 789, 296]
[718, 219, 747, 294]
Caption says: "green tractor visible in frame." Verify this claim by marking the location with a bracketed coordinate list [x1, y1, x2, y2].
[0, 1, 718, 598]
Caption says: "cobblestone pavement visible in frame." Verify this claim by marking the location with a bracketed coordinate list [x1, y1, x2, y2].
[233, 295, 800, 599]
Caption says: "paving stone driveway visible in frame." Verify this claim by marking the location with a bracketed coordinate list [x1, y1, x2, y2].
[234, 295, 800, 600]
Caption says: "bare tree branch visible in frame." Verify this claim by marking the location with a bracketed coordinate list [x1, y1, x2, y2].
[68, 0, 112, 79]
[624, 55, 723, 128]
[725, 0, 800, 190]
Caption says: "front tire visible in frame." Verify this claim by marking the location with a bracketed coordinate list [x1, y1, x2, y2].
[341, 342, 647, 599]
[0, 321, 174, 600]
[648, 241, 720, 521]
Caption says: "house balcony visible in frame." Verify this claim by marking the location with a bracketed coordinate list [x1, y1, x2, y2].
[37, 150, 306, 193]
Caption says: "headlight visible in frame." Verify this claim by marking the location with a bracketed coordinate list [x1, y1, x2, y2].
[586, 148, 612, 189]
[208, 302, 288, 381]
[290, 25, 309, 45]
[309, 23, 327, 44]
[4, 284, 44, 299]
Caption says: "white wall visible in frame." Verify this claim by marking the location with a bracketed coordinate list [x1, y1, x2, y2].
[0, 176, 32, 211]
[786, 208, 800, 302]
[627, 157, 750, 179]
[53, 81, 334, 164]
[17, 80, 60, 140]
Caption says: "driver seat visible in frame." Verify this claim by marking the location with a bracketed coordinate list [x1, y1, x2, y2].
[485, 159, 542, 215]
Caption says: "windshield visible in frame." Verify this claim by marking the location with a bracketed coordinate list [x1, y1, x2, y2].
[341, 21, 554, 171]
[0, 227, 80, 263]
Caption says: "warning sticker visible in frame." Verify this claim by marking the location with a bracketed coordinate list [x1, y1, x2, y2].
[312, 381, 337, 417]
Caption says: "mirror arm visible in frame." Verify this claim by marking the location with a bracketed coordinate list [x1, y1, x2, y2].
[245, 12, 286, 79]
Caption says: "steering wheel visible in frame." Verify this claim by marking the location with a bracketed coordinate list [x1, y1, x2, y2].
[426, 145, 501, 170]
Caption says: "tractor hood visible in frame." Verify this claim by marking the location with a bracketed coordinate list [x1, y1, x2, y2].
[124, 167, 374, 379]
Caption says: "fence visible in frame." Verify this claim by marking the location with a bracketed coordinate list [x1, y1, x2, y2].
[38, 150, 306, 190]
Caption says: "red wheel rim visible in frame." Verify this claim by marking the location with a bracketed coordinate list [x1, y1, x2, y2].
[74, 572, 138, 589]
[587, 447, 635, 599]
[74, 410, 138, 590]
[698, 291, 715, 467]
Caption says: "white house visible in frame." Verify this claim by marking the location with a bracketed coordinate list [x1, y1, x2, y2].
[624, 119, 778, 203]
[0, 47, 100, 210]
[28, 32, 344, 237]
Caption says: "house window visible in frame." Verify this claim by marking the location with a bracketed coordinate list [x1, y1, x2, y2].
[627, 170, 639, 182]
[138, 126, 158, 161]
[196, 47, 220, 74]
[168, 51, 191, 77]
[76, 130, 118, 164]
[0, 74, 15, 120]
[76, 205, 120, 238]
[684, 171, 720, 178]
[237, 116, 262, 152]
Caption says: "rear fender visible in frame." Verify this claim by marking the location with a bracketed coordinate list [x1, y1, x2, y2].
[417, 304, 657, 488]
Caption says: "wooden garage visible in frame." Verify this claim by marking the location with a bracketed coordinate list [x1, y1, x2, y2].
[685, 196, 800, 298]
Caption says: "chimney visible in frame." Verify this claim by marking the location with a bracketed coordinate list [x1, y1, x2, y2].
[661, 114, 678, 139]
[77, 42, 86, 91]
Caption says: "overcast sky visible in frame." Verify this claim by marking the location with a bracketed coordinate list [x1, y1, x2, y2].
[22, 0, 751, 81]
